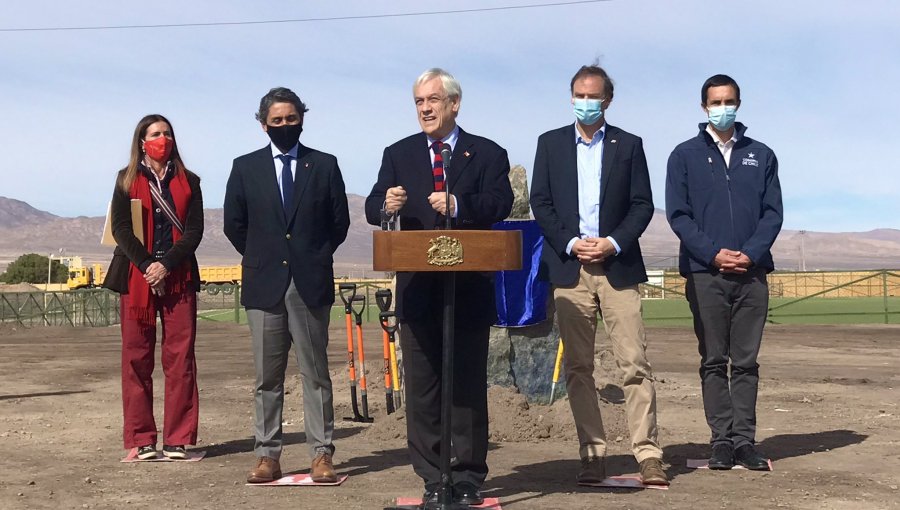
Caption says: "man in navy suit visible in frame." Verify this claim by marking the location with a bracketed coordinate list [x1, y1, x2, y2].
[365, 68, 513, 506]
[530, 65, 668, 486]
[224, 87, 350, 484]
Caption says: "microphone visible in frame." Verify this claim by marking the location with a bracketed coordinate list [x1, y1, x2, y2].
[440, 145, 453, 229]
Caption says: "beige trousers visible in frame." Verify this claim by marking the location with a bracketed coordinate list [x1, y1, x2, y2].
[554, 264, 662, 462]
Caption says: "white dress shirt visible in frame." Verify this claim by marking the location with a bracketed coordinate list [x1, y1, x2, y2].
[705, 124, 741, 166]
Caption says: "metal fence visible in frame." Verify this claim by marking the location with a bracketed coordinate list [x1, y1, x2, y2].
[197, 284, 243, 323]
[3, 272, 898, 327]
[765, 270, 899, 324]
[0, 288, 120, 327]
[639, 269, 900, 325]
[197, 279, 394, 325]
[0, 281, 395, 328]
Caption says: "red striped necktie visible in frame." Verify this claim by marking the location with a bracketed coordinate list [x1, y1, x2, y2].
[431, 141, 445, 192]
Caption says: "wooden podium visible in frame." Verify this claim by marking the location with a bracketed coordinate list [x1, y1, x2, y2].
[375, 229, 521, 510]
[373, 230, 522, 273]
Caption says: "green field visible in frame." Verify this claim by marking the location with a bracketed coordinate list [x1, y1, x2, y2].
[198, 297, 900, 326]
[641, 296, 900, 326]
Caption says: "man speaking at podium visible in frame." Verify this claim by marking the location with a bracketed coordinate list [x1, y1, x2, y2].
[365, 68, 513, 506]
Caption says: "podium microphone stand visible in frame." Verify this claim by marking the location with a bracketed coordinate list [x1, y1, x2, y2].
[436, 145, 459, 508]
[376, 155, 521, 509]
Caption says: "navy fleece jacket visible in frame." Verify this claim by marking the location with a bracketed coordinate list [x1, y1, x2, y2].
[665, 122, 783, 276]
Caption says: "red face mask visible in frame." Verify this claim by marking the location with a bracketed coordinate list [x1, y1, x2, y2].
[143, 136, 174, 162]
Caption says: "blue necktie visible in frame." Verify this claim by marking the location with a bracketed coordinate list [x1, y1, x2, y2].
[279, 154, 293, 216]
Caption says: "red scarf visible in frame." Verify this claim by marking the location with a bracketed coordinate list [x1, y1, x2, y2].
[126, 166, 193, 321]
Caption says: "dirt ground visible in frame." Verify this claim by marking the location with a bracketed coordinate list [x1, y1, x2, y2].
[1, 320, 898, 510]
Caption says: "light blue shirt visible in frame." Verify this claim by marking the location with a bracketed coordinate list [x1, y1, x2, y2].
[565, 123, 621, 256]
[425, 125, 460, 218]
[270, 142, 298, 193]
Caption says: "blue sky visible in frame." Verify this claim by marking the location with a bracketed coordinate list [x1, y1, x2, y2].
[1, 0, 898, 232]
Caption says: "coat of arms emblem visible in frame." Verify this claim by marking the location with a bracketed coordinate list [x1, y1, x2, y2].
[426, 236, 463, 266]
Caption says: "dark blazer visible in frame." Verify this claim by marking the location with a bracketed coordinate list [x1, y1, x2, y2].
[364, 127, 514, 326]
[530, 123, 653, 289]
[104, 168, 203, 294]
[224, 143, 350, 309]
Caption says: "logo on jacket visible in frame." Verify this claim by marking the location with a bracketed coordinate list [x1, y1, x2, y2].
[742, 152, 759, 167]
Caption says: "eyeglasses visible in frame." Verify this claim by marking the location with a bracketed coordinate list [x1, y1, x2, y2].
[414, 95, 448, 107]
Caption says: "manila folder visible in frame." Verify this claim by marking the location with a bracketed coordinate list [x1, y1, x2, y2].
[101, 199, 143, 246]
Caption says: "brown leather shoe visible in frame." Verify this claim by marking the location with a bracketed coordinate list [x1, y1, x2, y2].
[639, 458, 670, 486]
[247, 457, 282, 483]
[310, 452, 338, 483]
[576, 455, 606, 484]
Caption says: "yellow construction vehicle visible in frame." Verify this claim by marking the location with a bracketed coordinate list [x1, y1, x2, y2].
[199, 265, 242, 285]
[64, 260, 240, 290]
[67, 263, 104, 290]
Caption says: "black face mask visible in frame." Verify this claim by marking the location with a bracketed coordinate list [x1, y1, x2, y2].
[266, 123, 303, 153]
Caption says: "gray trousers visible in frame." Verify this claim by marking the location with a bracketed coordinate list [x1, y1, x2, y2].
[247, 281, 334, 459]
[685, 269, 768, 449]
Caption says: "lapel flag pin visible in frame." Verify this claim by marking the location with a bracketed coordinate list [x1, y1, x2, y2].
[464, 151, 471, 157]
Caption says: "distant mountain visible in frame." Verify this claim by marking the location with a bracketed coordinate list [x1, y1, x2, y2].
[771, 227, 900, 271]
[0, 195, 377, 275]
[0, 196, 58, 228]
[1, 198, 898, 273]
[855, 228, 900, 242]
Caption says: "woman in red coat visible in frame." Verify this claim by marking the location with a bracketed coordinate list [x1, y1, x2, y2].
[104, 114, 204, 460]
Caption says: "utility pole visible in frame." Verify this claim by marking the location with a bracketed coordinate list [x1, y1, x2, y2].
[44, 253, 53, 325]
[46, 253, 53, 291]
[798, 230, 807, 271]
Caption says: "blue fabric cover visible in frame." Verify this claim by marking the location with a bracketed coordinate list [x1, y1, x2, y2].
[493, 220, 549, 326]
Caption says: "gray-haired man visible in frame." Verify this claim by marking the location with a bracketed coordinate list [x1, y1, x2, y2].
[365, 69, 513, 506]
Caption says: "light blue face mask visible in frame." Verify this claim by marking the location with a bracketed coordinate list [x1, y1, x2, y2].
[707, 105, 737, 131]
[573, 98, 603, 125]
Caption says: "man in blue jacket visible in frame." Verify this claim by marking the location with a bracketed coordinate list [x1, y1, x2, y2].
[665, 74, 783, 471]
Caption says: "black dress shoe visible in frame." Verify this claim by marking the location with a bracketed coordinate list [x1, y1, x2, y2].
[708, 443, 734, 470]
[734, 444, 770, 470]
[453, 482, 484, 506]
[420, 486, 439, 510]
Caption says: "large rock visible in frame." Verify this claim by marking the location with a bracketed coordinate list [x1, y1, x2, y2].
[488, 165, 568, 403]
[488, 304, 567, 404]
[486, 327, 515, 387]
[507, 165, 531, 220]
